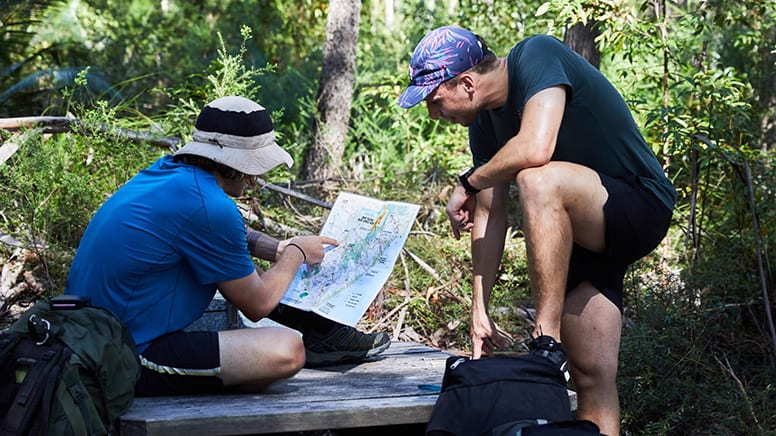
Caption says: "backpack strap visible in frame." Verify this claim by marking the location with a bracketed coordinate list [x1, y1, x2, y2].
[1, 339, 66, 436]
[56, 363, 92, 435]
[39, 353, 65, 435]
[0, 335, 21, 416]
[0, 334, 20, 357]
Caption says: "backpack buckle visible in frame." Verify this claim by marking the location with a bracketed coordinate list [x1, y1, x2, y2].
[27, 314, 51, 345]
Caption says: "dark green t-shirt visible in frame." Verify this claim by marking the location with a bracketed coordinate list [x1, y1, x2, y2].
[469, 35, 676, 210]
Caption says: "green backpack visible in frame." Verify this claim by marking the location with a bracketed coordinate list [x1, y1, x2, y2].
[0, 297, 140, 435]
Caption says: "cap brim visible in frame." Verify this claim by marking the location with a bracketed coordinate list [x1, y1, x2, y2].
[397, 84, 436, 109]
[174, 140, 294, 176]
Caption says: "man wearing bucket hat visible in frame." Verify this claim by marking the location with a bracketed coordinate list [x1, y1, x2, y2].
[398, 27, 675, 434]
[67, 96, 391, 395]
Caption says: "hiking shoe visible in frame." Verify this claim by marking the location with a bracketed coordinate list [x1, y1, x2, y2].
[303, 326, 391, 368]
[528, 335, 570, 382]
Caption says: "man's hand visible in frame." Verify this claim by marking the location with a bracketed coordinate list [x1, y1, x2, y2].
[471, 311, 512, 359]
[446, 184, 477, 239]
[280, 235, 338, 265]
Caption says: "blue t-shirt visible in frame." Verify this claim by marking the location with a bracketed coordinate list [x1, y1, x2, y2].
[66, 155, 256, 352]
[469, 35, 676, 210]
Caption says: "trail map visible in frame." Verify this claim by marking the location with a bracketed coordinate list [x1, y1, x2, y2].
[281, 192, 420, 326]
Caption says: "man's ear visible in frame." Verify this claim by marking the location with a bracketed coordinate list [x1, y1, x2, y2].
[458, 73, 476, 94]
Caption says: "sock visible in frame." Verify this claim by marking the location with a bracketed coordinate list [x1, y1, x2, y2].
[268, 303, 342, 339]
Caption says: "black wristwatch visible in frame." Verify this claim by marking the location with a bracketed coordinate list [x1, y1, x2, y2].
[458, 167, 481, 195]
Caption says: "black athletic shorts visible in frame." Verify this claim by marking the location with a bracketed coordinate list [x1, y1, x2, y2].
[135, 330, 225, 396]
[566, 173, 672, 313]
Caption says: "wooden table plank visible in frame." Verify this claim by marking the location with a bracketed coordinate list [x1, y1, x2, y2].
[121, 395, 438, 435]
[119, 342, 449, 435]
[119, 342, 577, 436]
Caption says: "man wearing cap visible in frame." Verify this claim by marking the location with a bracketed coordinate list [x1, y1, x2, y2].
[66, 96, 391, 395]
[398, 27, 675, 434]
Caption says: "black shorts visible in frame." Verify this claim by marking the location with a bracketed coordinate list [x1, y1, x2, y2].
[566, 174, 672, 313]
[135, 330, 225, 396]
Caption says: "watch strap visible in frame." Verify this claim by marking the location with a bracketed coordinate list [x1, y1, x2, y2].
[458, 167, 481, 195]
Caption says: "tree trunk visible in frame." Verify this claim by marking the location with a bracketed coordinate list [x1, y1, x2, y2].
[300, 0, 361, 186]
[563, 21, 601, 70]
[385, 0, 395, 30]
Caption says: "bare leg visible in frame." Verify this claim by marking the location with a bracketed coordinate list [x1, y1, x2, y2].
[562, 282, 622, 435]
[517, 162, 608, 339]
[218, 327, 305, 391]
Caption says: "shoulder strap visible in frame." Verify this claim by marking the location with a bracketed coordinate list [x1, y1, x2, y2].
[0, 338, 66, 436]
[39, 352, 66, 436]
[56, 362, 93, 435]
[0, 334, 21, 415]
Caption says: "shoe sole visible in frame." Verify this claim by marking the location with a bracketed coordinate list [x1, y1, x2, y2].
[365, 338, 391, 357]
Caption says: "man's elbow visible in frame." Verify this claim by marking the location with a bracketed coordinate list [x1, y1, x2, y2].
[514, 157, 551, 176]
[525, 135, 557, 167]
[241, 302, 274, 322]
[527, 145, 554, 168]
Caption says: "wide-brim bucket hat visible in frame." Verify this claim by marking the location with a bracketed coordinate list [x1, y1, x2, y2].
[174, 96, 293, 176]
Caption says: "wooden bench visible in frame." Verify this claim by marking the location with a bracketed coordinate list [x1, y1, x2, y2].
[118, 341, 450, 435]
[119, 340, 578, 435]
[121, 299, 577, 435]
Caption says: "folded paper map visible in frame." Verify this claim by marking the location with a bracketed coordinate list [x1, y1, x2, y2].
[281, 192, 420, 326]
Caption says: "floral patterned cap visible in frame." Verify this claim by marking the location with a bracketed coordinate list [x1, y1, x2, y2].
[397, 26, 484, 109]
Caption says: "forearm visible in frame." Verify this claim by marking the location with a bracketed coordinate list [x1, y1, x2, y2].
[466, 136, 549, 192]
[249, 246, 305, 318]
[465, 87, 566, 192]
[470, 186, 509, 316]
[228, 234, 337, 321]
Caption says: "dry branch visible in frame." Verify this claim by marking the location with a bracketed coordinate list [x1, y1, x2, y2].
[256, 179, 333, 209]
[0, 233, 24, 248]
[0, 140, 20, 164]
[715, 355, 764, 434]
[0, 116, 73, 133]
[0, 116, 180, 149]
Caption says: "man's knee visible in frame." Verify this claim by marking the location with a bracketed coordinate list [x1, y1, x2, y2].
[569, 357, 618, 391]
[266, 331, 306, 377]
[567, 340, 619, 391]
[516, 166, 556, 201]
[219, 328, 305, 385]
[282, 334, 306, 376]
[517, 162, 602, 205]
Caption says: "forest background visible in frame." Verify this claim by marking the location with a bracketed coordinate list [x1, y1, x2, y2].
[0, 0, 774, 434]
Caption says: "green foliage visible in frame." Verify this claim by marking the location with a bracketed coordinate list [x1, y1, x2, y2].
[161, 27, 271, 133]
[1, 121, 151, 244]
[1, 0, 775, 433]
[0, 0, 131, 112]
[620, 253, 776, 434]
[0, 0, 331, 117]
[0, 97, 161, 291]
[345, 70, 470, 183]
[396, 0, 549, 56]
